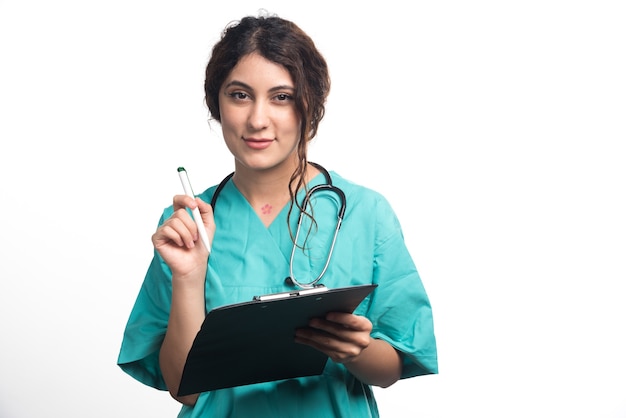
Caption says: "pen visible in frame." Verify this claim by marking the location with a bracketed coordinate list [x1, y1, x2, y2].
[177, 167, 211, 252]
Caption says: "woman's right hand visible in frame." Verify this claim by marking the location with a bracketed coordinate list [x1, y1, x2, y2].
[151, 195, 215, 278]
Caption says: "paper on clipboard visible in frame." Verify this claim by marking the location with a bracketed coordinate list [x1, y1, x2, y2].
[177, 284, 377, 396]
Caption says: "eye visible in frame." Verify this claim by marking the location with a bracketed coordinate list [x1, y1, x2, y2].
[273, 93, 294, 103]
[228, 91, 250, 101]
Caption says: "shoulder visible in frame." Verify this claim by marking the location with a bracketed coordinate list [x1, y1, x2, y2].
[328, 171, 402, 232]
[329, 171, 408, 252]
[329, 171, 394, 211]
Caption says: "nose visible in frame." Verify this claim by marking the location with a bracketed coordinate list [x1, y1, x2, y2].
[247, 101, 270, 131]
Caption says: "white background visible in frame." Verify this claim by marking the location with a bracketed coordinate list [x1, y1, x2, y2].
[1, 1, 625, 417]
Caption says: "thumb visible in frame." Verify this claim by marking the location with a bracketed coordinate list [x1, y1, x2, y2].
[196, 198, 215, 229]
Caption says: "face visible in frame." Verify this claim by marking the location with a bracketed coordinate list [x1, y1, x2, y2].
[218, 52, 301, 174]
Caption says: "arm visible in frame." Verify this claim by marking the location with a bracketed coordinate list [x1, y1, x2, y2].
[159, 269, 206, 405]
[152, 195, 215, 405]
[343, 337, 403, 388]
[295, 312, 402, 388]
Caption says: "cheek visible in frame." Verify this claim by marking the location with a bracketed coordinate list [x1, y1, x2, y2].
[219, 107, 242, 134]
[218, 96, 237, 128]
[281, 110, 301, 134]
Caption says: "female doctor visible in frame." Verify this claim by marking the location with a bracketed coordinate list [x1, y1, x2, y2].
[118, 13, 437, 417]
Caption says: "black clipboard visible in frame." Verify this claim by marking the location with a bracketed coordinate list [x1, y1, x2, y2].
[177, 284, 377, 396]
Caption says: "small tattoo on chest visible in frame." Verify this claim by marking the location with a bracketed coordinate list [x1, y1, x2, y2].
[261, 204, 272, 214]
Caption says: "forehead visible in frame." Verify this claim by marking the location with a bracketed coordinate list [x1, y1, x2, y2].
[225, 53, 294, 88]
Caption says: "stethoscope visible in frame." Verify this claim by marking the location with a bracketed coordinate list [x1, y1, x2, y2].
[210, 162, 346, 289]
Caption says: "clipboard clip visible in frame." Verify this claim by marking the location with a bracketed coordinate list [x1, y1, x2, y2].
[253, 285, 328, 302]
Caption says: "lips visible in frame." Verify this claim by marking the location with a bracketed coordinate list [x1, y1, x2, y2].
[243, 138, 274, 150]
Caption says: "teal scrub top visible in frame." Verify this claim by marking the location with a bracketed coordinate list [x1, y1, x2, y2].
[118, 170, 438, 418]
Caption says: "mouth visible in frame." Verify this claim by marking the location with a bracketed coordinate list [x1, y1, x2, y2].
[243, 137, 274, 150]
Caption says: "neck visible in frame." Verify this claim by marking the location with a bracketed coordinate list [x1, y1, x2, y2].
[232, 161, 297, 202]
[231, 161, 321, 225]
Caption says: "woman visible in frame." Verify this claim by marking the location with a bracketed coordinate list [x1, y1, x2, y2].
[118, 14, 437, 417]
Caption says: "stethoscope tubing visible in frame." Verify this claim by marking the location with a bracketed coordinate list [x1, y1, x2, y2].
[288, 183, 346, 289]
[210, 163, 346, 289]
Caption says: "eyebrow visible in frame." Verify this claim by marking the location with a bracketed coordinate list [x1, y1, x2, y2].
[224, 80, 295, 93]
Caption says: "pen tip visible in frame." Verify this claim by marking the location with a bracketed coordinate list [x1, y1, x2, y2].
[177, 167, 186, 172]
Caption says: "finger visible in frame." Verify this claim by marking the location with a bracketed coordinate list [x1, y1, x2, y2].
[154, 215, 197, 248]
[152, 224, 185, 248]
[317, 313, 373, 332]
[308, 317, 371, 348]
[173, 194, 199, 211]
[294, 328, 337, 351]
[173, 207, 203, 244]
[295, 329, 362, 362]
[196, 198, 215, 228]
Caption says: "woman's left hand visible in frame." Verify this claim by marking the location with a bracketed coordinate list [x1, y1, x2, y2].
[295, 312, 373, 364]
